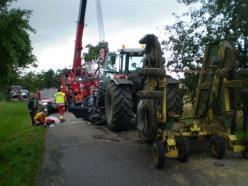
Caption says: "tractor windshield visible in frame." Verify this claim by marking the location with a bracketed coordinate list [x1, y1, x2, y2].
[119, 51, 144, 73]
[128, 56, 143, 72]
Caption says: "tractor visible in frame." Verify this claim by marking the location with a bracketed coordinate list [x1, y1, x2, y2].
[70, 35, 183, 135]
[190, 40, 248, 160]
[70, 47, 145, 129]
[135, 34, 186, 168]
[103, 48, 145, 131]
[136, 35, 248, 169]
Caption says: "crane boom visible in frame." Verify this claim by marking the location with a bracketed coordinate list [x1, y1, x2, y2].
[96, 0, 105, 42]
[61, 0, 104, 107]
[73, 0, 87, 70]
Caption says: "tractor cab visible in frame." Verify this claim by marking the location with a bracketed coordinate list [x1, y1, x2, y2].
[69, 47, 145, 123]
[117, 48, 144, 95]
[102, 48, 144, 90]
[103, 48, 144, 73]
[117, 48, 144, 74]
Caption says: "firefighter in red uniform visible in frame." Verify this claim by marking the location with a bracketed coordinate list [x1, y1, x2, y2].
[55, 88, 66, 122]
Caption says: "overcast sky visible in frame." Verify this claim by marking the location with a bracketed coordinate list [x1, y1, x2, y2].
[14, 0, 187, 71]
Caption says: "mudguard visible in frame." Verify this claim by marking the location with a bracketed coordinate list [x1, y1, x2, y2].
[111, 78, 133, 86]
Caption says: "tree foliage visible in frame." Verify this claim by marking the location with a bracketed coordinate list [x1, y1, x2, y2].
[0, 0, 36, 89]
[163, 0, 248, 103]
[83, 42, 108, 62]
[18, 69, 62, 92]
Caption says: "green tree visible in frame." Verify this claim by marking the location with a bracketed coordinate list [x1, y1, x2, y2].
[83, 42, 108, 62]
[42, 69, 59, 88]
[163, 0, 248, 103]
[19, 69, 61, 91]
[0, 0, 36, 90]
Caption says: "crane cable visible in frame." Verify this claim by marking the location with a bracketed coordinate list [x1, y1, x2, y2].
[95, 0, 105, 42]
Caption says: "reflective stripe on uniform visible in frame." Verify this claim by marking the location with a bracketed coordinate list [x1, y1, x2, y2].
[55, 92, 65, 104]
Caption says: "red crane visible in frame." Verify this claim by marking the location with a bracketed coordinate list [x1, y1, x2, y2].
[73, 0, 87, 72]
[61, 0, 103, 106]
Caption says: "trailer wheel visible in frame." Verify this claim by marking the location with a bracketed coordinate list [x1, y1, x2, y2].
[105, 82, 133, 131]
[152, 141, 165, 169]
[176, 137, 190, 162]
[209, 135, 225, 159]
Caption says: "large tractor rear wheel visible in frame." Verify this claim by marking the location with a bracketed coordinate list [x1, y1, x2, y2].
[137, 100, 158, 142]
[105, 82, 133, 131]
[136, 76, 161, 142]
[137, 82, 183, 141]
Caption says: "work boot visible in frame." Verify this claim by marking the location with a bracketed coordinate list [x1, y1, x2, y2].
[59, 115, 65, 123]
[60, 118, 65, 123]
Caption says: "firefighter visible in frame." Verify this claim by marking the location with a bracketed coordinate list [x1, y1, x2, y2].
[27, 92, 39, 125]
[34, 111, 47, 125]
[54, 88, 66, 122]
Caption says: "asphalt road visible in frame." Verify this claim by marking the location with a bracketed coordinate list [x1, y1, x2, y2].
[37, 112, 248, 186]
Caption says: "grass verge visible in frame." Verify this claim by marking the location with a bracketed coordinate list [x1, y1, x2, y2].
[0, 101, 46, 186]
